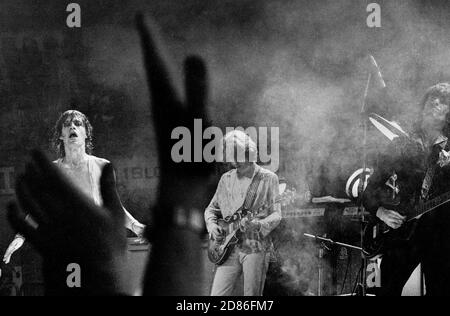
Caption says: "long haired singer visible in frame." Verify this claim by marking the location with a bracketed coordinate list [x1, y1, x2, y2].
[3, 110, 146, 264]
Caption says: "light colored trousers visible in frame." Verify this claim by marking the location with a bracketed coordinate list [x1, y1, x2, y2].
[210, 248, 270, 296]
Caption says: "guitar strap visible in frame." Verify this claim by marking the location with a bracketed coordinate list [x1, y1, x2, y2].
[421, 164, 436, 201]
[421, 141, 447, 201]
[240, 167, 264, 214]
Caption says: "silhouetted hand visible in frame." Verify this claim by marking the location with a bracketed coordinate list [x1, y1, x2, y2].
[8, 151, 129, 295]
[136, 14, 216, 296]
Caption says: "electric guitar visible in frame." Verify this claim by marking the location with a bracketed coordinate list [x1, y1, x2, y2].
[362, 173, 450, 258]
[207, 189, 296, 265]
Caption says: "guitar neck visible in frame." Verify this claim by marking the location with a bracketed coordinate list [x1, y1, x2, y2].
[227, 195, 289, 224]
[411, 190, 450, 220]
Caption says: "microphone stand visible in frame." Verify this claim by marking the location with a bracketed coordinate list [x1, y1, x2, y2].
[355, 71, 372, 296]
[317, 241, 327, 297]
[304, 233, 366, 252]
[304, 233, 370, 296]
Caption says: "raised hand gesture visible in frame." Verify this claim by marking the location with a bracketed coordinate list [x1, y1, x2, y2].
[136, 14, 216, 296]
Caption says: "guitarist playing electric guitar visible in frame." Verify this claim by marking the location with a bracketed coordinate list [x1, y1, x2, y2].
[204, 130, 281, 296]
[363, 83, 450, 296]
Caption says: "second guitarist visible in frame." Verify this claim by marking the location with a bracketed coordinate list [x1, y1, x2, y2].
[204, 130, 281, 296]
[363, 82, 450, 296]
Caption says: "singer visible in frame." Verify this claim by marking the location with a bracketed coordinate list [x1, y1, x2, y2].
[3, 110, 146, 264]
[363, 83, 450, 295]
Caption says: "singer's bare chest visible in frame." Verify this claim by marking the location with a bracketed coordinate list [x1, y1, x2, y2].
[59, 162, 93, 198]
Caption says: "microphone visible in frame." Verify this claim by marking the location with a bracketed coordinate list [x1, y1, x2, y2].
[369, 55, 386, 88]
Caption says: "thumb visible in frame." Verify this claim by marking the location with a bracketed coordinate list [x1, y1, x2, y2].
[100, 163, 124, 222]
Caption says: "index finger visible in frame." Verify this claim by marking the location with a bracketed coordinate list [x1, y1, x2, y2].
[185, 56, 208, 119]
[136, 13, 182, 121]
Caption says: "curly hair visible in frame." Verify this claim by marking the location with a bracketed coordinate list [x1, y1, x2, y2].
[415, 82, 450, 137]
[51, 110, 94, 158]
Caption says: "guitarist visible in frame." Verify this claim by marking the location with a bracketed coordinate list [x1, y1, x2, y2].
[363, 82, 450, 296]
[204, 130, 281, 296]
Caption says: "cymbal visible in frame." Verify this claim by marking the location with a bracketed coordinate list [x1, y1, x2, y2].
[368, 113, 409, 141]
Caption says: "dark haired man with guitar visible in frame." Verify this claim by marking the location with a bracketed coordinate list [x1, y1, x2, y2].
[363, 83, 450, 296]
[204, 130, 281, 296]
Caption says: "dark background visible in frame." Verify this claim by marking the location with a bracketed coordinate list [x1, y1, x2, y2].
[1, 0, 450, 295]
